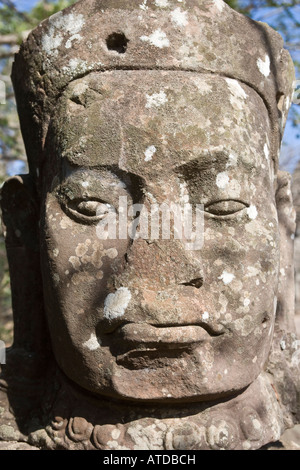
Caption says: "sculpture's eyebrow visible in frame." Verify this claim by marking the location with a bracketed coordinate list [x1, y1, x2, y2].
[173, 149, 231, 176]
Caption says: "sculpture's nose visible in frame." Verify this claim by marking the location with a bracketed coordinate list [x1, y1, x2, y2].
[116, 237, 204, 291]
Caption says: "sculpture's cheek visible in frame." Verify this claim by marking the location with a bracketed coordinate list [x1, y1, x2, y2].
[40, 193, 129, 378]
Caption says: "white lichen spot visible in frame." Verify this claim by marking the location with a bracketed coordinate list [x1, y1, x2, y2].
[53, 248, 59, 258]
[62, 58, 103, 76]
[226, 78, 248, 100]
[280, 268, 286, 277]
[218, 271, 235, 285]
[70, 82, 89, 98]
[257, 55, 271, 77]
[104, 287, 132, 320]
[155, 0, 169, 6]
[140, 29, 170, 48]
[252, 356, 257, 363]
[202, 311, 209, 321]
[234, 315, 253, 336]
[140, 0, 148, 10]
[280, 340, 286, 350]
[42, 12, 85, 56]
[75, 242, 89, 258]
[247, 266, 260, 278]
[65, 33, 82, 49]
[60, 216, 73, 230]
[81, 181, 89, 188]
[83, 333, 100, 351]
[247, 205, 258, 220]
[53, 273, 60, 285]
[171, 8, 188, 27]
[214, 0, 225, 11]
[226, 153, 238, 168]
[69, 256, 81, 270]
[145, 90, 168, 108]
[243, 298, 250, 307]
[105, 248, 118, 259]
[216, 172, 229, 189]
[264, 143, 270, 161]
[144, 145, 157, 162]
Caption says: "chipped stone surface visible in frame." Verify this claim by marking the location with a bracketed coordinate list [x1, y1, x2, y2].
[0, 0, 298, 452]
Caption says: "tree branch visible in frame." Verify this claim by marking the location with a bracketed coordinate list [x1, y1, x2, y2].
[0, 31, 30, 45]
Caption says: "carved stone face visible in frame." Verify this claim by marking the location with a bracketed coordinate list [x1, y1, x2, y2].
[40, 71, 279, 402]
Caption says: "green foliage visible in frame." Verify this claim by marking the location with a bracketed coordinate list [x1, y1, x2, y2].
[0, 0, 77, 36]
[30, 0, 77, 24]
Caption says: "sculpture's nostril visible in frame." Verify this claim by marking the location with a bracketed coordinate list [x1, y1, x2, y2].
[180, 278, 203, 289]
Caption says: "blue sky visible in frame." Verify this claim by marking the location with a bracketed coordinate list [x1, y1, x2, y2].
[15, 0, 38, 10]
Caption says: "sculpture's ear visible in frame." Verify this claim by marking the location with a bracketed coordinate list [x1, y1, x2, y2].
[1, 175, 39, 252]
[267, 171, 300, 425]
[275, 171, 296, 333]
[0, 175, 49, 378]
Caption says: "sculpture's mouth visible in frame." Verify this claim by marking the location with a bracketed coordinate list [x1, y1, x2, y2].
[112, 323, 224, 369]
[115, 322, 221, 346]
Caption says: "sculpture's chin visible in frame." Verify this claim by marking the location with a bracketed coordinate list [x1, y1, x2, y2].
[53, 331, 265, 404]
[108, 368, 253, 403]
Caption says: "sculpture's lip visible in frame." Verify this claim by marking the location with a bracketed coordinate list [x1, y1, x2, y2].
[113, 322, 223, 347]
[113, 323, 224, 369]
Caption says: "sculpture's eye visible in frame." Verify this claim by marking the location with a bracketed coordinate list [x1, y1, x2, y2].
[77, 201, 100, 216]
[64, 199, 116, 224]
[204, 200, 248, 217]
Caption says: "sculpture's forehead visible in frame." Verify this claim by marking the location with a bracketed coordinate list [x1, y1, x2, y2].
[52, 71, 271, 177]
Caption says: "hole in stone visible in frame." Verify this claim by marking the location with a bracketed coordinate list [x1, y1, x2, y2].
[181, 278, 203, 289]
[262, 312, 270, 323]
[106, 32, 129, 54]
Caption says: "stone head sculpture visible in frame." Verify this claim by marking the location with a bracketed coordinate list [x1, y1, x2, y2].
[0, 0, 299, 451]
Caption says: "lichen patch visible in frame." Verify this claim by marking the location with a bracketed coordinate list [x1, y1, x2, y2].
[140, 29, 170, 48]
[83, 333, 100, 351]
[171, 8, 188, 27]
[144, 145, 157, 162]
[145, 91, 168, 108]
[218, 271, 235, 285]
[257, 55, 271, 77]
[216, 172, 229, 189]
[104, 287, 132, 320]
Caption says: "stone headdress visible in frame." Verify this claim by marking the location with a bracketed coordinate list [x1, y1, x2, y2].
[12, 0, 295, 177]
